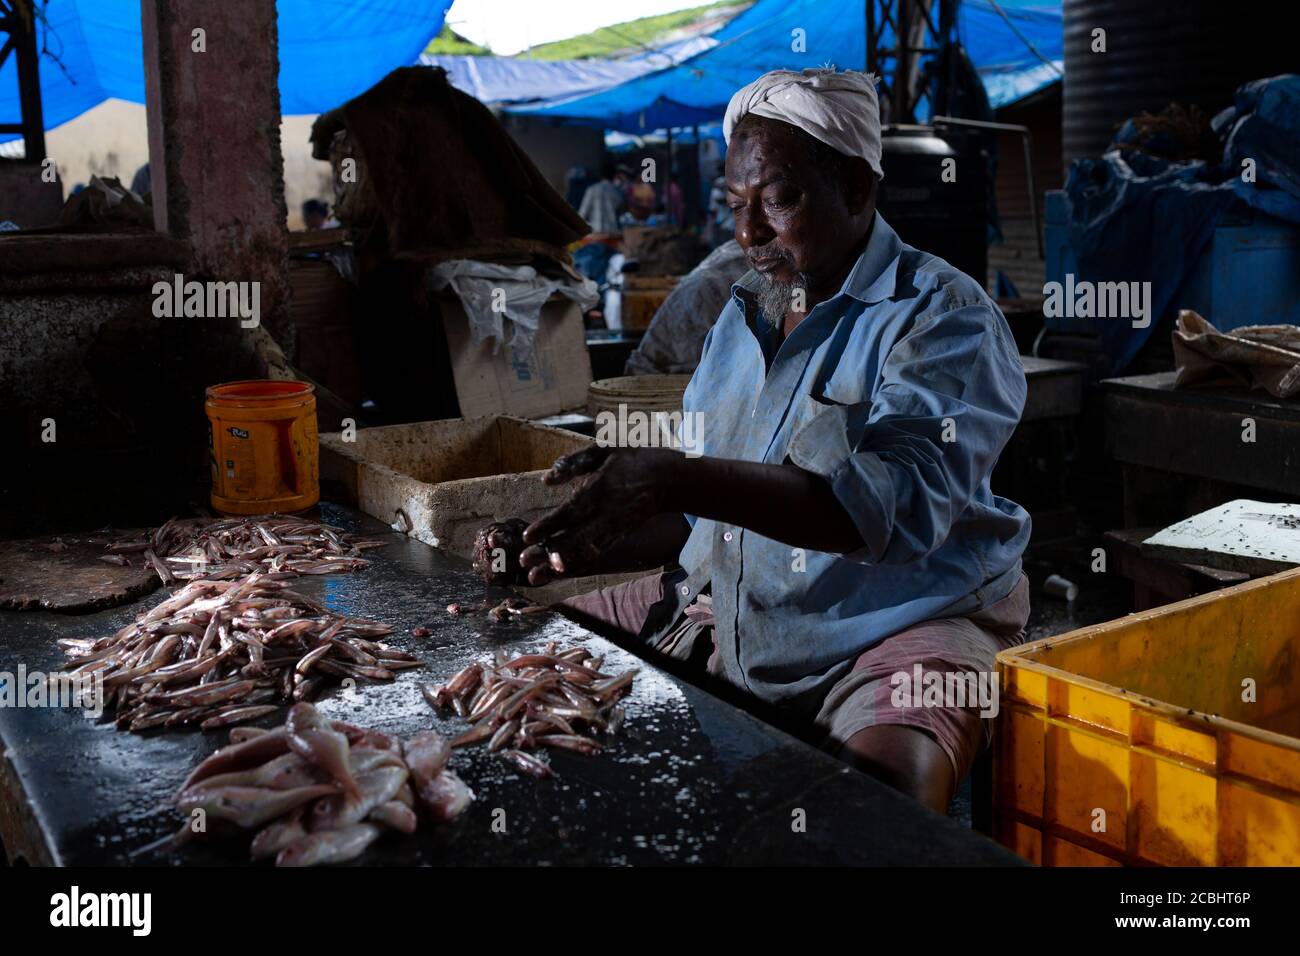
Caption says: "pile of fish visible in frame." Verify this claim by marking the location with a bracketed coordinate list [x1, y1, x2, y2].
[58, 573, 418, 731]
[173, 702, 472, 866]
[422, 642, 637, 778]
[102, 515, 387, 583]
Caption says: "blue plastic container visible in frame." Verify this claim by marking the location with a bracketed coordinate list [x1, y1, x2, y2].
[1044, 190, 1300, 334]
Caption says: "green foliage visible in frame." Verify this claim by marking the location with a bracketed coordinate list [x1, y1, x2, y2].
[523, 1, 749, 61]
[424, 24, 492, 56]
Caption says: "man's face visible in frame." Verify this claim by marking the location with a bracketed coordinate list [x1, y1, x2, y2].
[725, 117, 871, 318]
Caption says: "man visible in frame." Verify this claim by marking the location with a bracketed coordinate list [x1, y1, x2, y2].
[577, 162, 629, 234]
[301, 198, 339, 230]
[513, 69, 1031, 813]
[623, 238, 748, 375]
[706, 171, 735, 247]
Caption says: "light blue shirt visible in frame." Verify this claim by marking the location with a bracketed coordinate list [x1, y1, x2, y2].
[666, 213, 1031, 712]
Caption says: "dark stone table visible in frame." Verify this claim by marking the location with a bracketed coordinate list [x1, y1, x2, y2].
[0, 505, 1022, 866]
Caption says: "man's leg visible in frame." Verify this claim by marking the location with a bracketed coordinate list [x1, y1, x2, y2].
[816, 575, 1031, 813]
[839, 725, 956, 814]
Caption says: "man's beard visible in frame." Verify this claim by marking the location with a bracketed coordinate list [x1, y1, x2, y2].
[755, 272, 810, 329]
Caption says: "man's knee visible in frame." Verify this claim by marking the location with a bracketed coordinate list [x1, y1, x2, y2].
[838, 724, 957, 814]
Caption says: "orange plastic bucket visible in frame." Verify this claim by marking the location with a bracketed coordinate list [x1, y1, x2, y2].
[205, 380, 319, 515]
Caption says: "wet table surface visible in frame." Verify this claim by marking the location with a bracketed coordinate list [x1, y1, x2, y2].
[0, 504, 1021, 866]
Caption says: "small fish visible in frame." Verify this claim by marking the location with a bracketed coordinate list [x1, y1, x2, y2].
[310, 765, 408, 830]
[149, 678, 259, 708]
[276, 822, 382, 867]
[420, 682, 450, 713]
[416, 769, 473, 822]
[540, 734, 603, 756]
[403, 731, 451, 783]
[488, 719, 519, 752]
[367, 800, 418, 834]
[181, 728, 290, 789]
[468, 680, 515, 722]
[250, 813, 307, 859]
[499, 749, 553, 779]
[285, 702, 361, 800]
[448, 722, 496, 749]
[446, 662, 483, 697]
[294, 644, 332, 675]
[176, 783, 338, 829]
[199, 704, 281, 730]
[591, 669, 638, 700]
[228, 726, 269, 744]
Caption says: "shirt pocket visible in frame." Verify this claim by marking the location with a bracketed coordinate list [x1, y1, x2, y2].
[817, 362, 873, 407]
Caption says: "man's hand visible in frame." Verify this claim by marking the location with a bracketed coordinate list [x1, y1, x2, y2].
[520, 445, 683, 586]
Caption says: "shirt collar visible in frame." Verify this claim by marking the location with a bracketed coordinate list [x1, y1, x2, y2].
[731, 212, 904, 314]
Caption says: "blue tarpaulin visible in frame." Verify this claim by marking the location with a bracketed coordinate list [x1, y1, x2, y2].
[0, 0, 452, 142]
[507, 0, 1063, 132]
[1062, 74, 1300, 372]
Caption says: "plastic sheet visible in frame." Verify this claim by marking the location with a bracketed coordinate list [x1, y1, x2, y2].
[0, 0, 453, 141]
[429, 260, 598, 360]
[507, 0, 1064, 131]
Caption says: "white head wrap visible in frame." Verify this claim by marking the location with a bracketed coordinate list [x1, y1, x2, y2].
[723, 68, 884, 179]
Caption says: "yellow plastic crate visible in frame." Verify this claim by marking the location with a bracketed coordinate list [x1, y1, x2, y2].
[995, 567, 1300, 866]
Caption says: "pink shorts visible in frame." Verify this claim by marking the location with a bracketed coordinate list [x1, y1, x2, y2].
[813, 574, 1031, 782]
[562, 572, 1031, 783]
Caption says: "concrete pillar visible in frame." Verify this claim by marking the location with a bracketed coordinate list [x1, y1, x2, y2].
[141, 0, 289, 344]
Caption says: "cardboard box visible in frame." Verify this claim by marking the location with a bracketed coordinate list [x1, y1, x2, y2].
[440, 295, 591, 419]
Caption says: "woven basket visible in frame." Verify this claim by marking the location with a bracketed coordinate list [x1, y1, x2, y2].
[587, 374, 691, 420]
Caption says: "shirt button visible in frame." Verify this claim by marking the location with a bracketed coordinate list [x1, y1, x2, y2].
[723, 531, 733, 542]
[680, 585, 690, 596]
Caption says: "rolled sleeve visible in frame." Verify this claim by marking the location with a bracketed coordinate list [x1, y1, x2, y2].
[787, 298, 1026, 565]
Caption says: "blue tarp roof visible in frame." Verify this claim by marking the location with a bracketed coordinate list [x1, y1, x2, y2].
[3, 1, 1060, 144]
[0, 0, 453, 143]
[508, 0, 1062, 131]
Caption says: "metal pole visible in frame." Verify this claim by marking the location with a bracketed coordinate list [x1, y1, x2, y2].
[932, 115, 1044, 259]
[894, 0, 912, 123]
[665, 126, 673, 225]
[692, 122, 700, 230]
[866, 0, 874, 73]
[8, 0, 46, 162]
